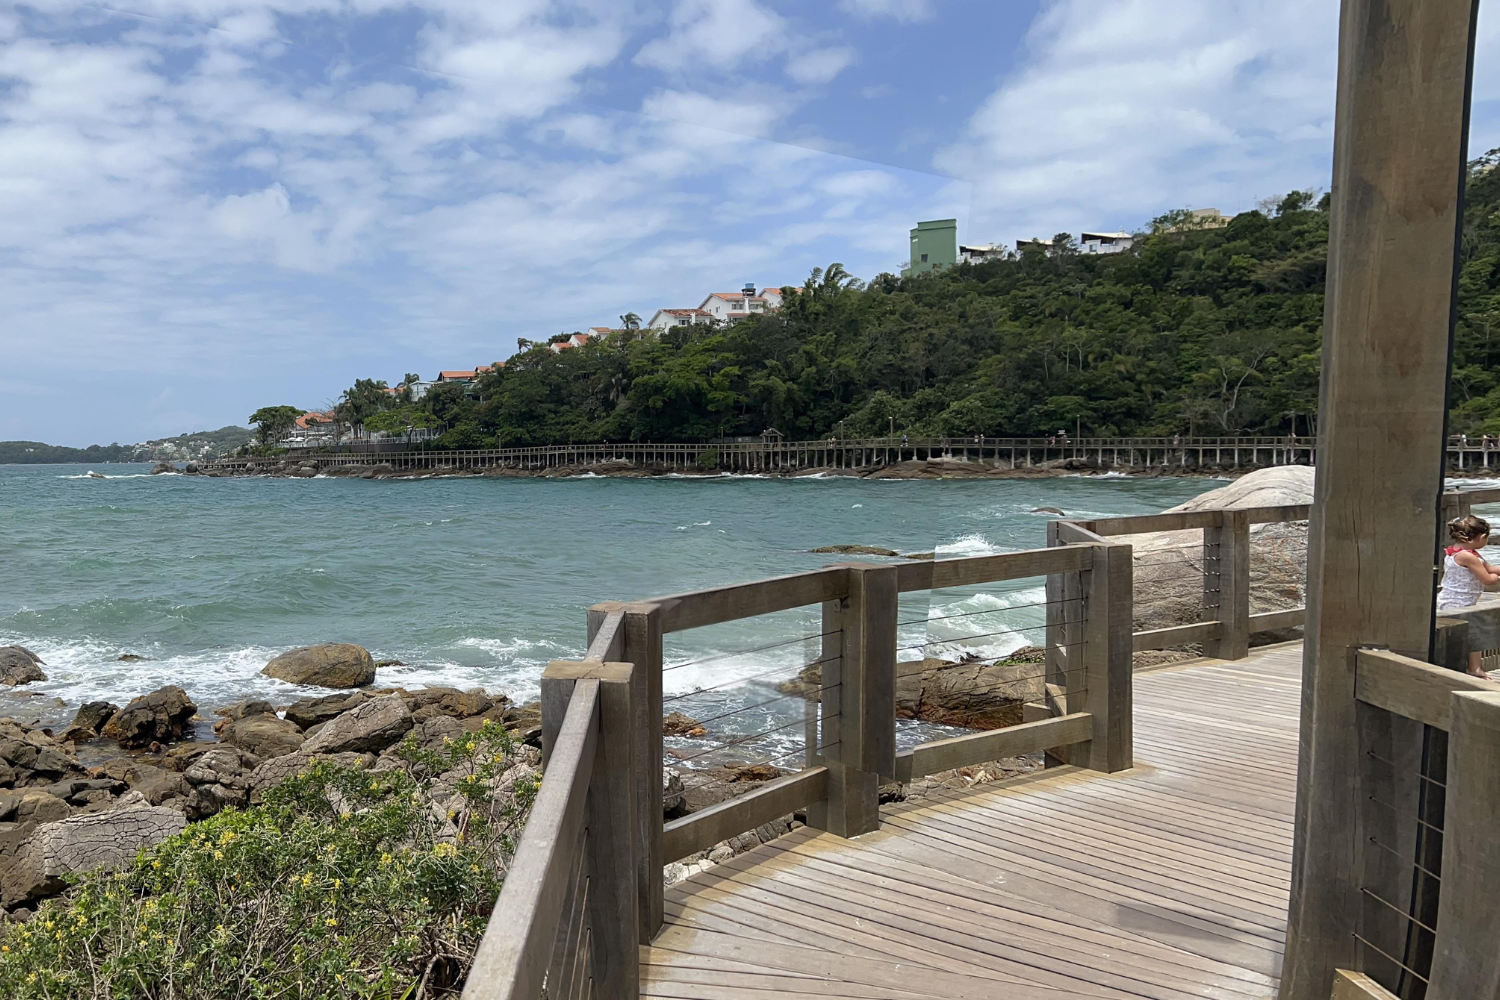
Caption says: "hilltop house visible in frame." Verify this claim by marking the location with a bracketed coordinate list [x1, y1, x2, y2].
[648, 308, 715, 331]
[549, 333, 596, 353]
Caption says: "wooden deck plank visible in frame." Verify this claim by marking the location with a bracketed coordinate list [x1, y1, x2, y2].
[649, 640, 1302, 999]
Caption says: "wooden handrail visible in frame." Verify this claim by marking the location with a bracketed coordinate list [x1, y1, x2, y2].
[1354, 648, 1500, 730]
[464, 679, 599, 1000]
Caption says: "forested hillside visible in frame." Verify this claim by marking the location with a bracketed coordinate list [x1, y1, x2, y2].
[305, 151, 1500, 449]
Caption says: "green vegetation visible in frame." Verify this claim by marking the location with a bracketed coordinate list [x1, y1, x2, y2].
[262, 152, 1500, 446]
[0, 724, 536, 999]
[248, 406, 305, 445]
[0, 441, 133, 464]
[0, 427, 256, 465]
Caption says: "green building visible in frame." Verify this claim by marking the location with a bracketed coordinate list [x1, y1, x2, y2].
[900, 218, 957, 277]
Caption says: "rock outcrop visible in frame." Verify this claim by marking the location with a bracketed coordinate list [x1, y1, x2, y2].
[284, 690, 370, 730]
[1131, 465, 1313, 636]
[101, 686, 198, 747]
[261, 644, 376, 688]
[2, 806, 186, 906]
[149, 462, 177, 475]
[302, 695, 412, 754]
[63, 701, 119, 743]
[0, 646, 47, 686]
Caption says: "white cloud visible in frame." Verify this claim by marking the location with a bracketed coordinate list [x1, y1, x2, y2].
[785, 46, 856, 85]
[0, 0, 952, 443]
[838, 0, 936, 23]
[640, 87, 785, 137]
[936, 0, 1340, 244]
[634, 0, 786, 74]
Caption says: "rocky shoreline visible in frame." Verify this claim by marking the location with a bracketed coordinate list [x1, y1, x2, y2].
[0, 635, 1061, 913]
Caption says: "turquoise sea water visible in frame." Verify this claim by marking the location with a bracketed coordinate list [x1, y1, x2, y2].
[0, 464, 1217, 755]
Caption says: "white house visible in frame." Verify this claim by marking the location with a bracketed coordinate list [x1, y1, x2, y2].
[549, 332, 596, 353]
[959, 243, 1006, 264]
[697, 283, 780, 324]
[1079, 231, 1135, 255]
[647, 308, 715, 331]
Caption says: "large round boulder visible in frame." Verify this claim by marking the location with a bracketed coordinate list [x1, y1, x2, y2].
[261, 644, 375, 688]
[100, 686, 198, 748]
[219, 713, 305, 759]
[1131, 465, 1313, 635]
[0, 647, 46, 687]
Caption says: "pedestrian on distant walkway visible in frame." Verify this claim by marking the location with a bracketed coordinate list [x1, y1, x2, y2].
[1438, 514, 1500, 677]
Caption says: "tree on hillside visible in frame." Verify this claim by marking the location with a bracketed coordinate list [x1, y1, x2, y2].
[248, 406, 304, 445]
[334, 379, 392, 438]
[619, 312, 641, 331]
[365, 405, 439, 443]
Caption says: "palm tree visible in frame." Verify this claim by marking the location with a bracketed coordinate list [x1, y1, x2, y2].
[619, 312, 641, 331]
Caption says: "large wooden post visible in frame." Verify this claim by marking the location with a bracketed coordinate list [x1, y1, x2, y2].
[1280, 2, 1478, 998]
[620, 604, 664, 941]
[808, 563, 896, 837]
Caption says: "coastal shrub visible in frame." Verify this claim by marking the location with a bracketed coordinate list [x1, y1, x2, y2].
[0, 723, 537, 1000]
[695, 446, 719, 470]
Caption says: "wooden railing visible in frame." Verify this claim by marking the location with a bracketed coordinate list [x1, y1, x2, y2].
[1345, 622, 1500, 995]
[463, 487, 1500, 998]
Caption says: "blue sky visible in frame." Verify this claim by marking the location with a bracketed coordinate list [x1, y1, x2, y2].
[2, 0, 1498, 446]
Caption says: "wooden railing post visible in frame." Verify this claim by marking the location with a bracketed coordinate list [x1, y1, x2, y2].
[808, 563, 896, 838]
[1079, 542, 1134, 772]
[1429, 690, 1500, 998]
[538, 661, 639, 1000]
[619, 604, 664, 941]
[1203, 509, 1250, 660]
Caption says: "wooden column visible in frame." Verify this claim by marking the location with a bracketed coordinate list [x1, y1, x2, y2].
[1203, 510, 1251, 661]
[1280, 2, 1479, 997]
[1079, 541, 1134, 772]
[809, 563, 896, 837]
[1428, 690, 1500, 998]
[620, 604, 664, 941]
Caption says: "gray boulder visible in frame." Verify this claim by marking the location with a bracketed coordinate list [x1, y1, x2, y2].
[219, 713, 304, 759]
[261, 644, 375, 688]
[183, 747, 250, 789]
[149, 462, 177, 475]
[63, 701, 118, 743]
[284, 690, 369, 730]
[302, 695, 412, 754]
[2, 806, 186, 906]
[214, 698, 275, 723]
[101, 686, 197, 747]
[0, 647, 46, 687]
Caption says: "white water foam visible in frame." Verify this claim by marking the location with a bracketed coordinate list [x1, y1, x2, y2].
[58, 472, 155, 479]
[934, 533, 1006, 558]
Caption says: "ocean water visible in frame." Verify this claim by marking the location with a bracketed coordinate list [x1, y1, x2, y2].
[0, 464, 1218, 760]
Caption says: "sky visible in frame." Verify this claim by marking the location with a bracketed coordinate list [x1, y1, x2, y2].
[3, 1, 1500, 446]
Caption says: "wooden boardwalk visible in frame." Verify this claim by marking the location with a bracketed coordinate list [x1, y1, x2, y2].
[644, 642, 1302, 1000]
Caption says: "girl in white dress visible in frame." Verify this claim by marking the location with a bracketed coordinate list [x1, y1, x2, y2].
[1437, 515, 1500, 677]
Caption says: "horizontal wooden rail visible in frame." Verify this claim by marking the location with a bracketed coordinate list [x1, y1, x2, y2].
[894, 712, 1094, 783]
[656, 568, 848, 633]
[662, 767, 829, 864]
[1331, 970, 1399, 1000]
[1133, 621, 1224, 652]
[1354, 648, 1500, 730]
[894, 544, 1093, 592]
[464, 680, 599, 1000]
[1250, 608, 1306, 632]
